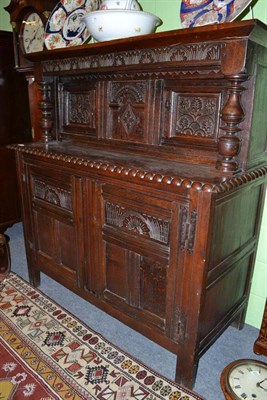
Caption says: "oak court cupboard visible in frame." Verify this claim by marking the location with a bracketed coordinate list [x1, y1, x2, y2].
[9, 19, 267, 388]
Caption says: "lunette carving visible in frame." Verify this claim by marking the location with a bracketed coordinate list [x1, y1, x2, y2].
[9, 145, 267, 194]
[105, 202, 170, 245]
[217, 74, 248, 172]
[34, 179, 72, 210]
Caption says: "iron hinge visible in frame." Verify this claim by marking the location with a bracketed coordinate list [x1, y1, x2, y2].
[180, 207, 197, 254]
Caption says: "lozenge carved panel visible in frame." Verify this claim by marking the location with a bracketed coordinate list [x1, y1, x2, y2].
[106, 81, 148, 142]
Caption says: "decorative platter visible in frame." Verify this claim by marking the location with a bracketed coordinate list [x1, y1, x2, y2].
[180, 0, 254, 28]
[45, 0, 99, 50]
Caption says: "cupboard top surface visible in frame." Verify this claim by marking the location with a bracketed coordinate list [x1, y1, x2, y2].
[11, 142, 267, 193]
[26, 19, 267, 63]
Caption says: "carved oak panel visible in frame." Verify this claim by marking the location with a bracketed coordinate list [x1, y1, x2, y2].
[34, 178, 72, 210]
[164, 89, 221, 143]
[103, 241, 167, 331]
[140, 256, 167, 319]
[105, 201, 170, 245]
[59, 81, 97, 138]
[106, 80, 148, 142]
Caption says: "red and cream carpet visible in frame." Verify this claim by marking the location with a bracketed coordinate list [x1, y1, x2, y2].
[0, 273, 204, 400]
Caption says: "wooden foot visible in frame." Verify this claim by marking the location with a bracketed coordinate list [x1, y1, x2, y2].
[0, 234, 11, 281]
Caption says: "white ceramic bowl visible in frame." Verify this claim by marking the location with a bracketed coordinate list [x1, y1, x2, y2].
[82, 10, 162, 42]
[100, 0, 141, 11]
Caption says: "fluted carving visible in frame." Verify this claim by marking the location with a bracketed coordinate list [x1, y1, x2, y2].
[217, 74, 248, 171]
[39, 81, 53, 143]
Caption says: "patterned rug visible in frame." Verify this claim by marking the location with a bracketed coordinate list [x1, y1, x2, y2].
[0, 273, 204, 400]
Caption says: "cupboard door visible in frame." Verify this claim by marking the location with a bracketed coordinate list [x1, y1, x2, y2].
[27, 165, 83, 285]
[162, 80, 223, 148]
[98, 184, 190, 338]
[101, 79, 161, 144]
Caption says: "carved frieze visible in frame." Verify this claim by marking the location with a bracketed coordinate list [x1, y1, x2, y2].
[42, 42, 224, 73]
[105, 201, 170, 245]
[170, 43, 222, 62]
[34, 179, 72, 210]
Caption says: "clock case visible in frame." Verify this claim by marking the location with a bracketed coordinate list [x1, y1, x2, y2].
[5, 0, 58, 72]
[5, 0, 58, 141]
[20, 11, 46, 56]
[220, 359, 267, 400]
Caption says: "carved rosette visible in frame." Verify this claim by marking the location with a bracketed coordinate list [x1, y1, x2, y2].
[39, 81, 53, 143]
[217, 74, 248, 171]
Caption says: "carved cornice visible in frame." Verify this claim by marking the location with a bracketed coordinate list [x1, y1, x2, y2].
[9, 144, 267, 193]
[42, 42, 224, 74]
[59, 69, 222, 81]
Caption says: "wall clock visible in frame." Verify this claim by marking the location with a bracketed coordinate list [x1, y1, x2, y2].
[5, 0, 58, 141]
[5, 0, 58, 71]
[220, 359, 267, 399]
[20, 11, 45, 54]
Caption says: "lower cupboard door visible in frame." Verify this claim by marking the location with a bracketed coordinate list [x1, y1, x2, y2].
[32, 209, 80, 284]
[103, 240, 169, 333]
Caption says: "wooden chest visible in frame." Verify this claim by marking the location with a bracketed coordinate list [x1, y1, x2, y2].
[11, 20, 267, 388]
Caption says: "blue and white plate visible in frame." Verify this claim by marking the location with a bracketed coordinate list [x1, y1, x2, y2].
[180, 0, 253, 28]
[45, 0, 99, 49]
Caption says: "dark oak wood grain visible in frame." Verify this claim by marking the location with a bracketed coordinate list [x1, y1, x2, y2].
[9, 19, 267, 388]
[0, 31, 31, 233]
[254, 299, 267, 356]
[0, 234, 11, 280]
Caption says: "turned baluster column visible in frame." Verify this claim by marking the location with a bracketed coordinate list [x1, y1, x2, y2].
[39, 81, 53, 143]
[216, 74, 248, 172]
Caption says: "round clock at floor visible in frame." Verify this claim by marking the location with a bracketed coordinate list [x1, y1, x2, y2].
[220, 359, 267, 400]
[21, 12, 45, 54]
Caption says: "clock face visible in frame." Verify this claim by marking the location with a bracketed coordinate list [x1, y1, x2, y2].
[226, 360, 267, 400]
[22, 12, 45, 54]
